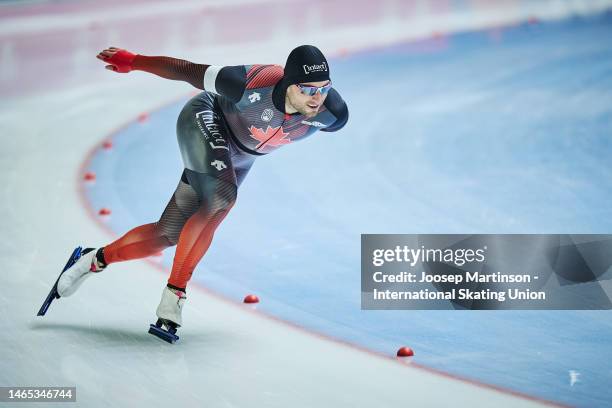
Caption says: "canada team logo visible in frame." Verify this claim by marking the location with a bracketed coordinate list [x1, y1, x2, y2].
[261, 109, 274, 122]
[248, 126, 290, 149]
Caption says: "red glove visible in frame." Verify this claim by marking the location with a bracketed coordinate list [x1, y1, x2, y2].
[96, 47, 137, 73]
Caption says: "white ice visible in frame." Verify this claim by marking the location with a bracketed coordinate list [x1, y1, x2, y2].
[2, 0, 608, 406]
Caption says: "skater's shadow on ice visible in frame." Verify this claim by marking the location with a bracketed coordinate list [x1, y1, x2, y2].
[30, 321, 170, 346]
[29, 321, 236, 347]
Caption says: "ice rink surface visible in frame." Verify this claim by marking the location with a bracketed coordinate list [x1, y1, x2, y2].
[2, 1, 612, 407]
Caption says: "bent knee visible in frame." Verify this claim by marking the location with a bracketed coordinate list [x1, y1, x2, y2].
[163, 231, 180, 246]
[155, 223, 182, 247]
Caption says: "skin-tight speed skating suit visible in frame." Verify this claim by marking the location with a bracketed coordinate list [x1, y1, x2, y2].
[100, 55, 349, 292]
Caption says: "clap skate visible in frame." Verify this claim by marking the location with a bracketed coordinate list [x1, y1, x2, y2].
[37, 247, 104, 316]
[37, 247, 83, 316]
[148, 286, 186, 344]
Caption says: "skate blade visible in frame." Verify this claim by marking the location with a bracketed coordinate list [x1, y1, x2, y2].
[37, 246, 83, 316]
[148, 320, 179, 344]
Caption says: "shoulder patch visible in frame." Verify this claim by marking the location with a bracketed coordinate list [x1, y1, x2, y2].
[246, 64, 284, 90]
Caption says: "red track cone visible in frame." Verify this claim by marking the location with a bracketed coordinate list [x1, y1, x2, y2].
[396, 347, 414, 357]
[98, 208, 112, 216]
[243, 294, 259, 304]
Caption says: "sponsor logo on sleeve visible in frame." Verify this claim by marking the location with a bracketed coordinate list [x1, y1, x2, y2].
[301, 120, 326, 128]
[248, 92, 261, 103]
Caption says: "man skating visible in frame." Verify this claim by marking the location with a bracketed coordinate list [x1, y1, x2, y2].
[40, 45, 348, 342]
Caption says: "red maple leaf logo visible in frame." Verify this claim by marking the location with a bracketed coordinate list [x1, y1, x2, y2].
[248, 126, 291, 149]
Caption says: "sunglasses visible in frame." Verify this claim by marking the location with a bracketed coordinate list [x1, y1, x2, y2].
[296, 81, 332, 96]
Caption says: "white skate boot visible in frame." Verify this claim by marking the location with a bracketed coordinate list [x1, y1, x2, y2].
[57, 248, 105, 297]
[149, 287, 186, 343]
[156, 286, 186, 326]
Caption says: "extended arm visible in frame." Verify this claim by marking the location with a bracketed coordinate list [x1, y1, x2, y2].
[96, 47, 209, 90]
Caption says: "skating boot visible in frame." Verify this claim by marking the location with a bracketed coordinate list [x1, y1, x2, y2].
[148, 286, 186, 344]
[37, 247, 105, 316]
[57, 247, 105, 297]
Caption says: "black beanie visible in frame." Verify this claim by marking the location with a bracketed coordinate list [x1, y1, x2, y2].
[283, 45, 330, 84]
